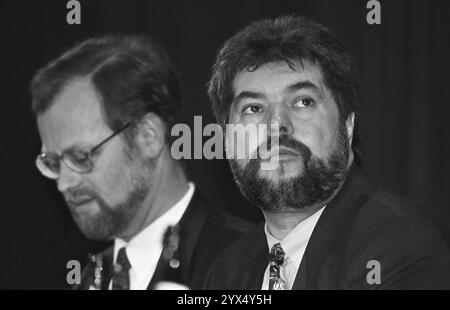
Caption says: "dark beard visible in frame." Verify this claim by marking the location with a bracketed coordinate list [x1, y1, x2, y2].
[229, 123, 350, 211]
[66, 148, 151, 241]
[69, 183, 149, 241]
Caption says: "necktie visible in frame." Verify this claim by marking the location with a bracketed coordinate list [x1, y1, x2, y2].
[269, 243, 286, 290]
[112, 247, 131, 290]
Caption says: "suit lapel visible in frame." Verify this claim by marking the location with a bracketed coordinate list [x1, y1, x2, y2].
[147, 189, 210, 289]
[238, 224, 269, 289]
[100, 246, 114, 290]
[292, 165, 372, 289]
[178, 190, 210, 273]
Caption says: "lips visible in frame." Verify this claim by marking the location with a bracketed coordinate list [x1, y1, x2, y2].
[264, 146, 299, 158]
[66, 197, 94, 208]
[277, 147, 300, 157]
[258, 146, 300, 164]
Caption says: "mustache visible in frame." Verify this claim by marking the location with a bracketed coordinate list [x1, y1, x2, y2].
[255, 135, 312, 162]
[64, 187, 98, 205]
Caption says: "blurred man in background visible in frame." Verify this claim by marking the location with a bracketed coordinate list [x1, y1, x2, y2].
[31, 35, 250, 289]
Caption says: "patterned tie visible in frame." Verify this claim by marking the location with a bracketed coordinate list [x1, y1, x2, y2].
[112, 247, 131, 290]
[269, 243, 286, 290]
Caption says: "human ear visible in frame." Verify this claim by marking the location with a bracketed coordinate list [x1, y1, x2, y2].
[133, 113, 166, 159]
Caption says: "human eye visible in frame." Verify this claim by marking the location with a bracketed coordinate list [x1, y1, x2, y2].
[293, 97, 316, 108]
[242, 104, 264, 115]
[66, 150, 91, 166]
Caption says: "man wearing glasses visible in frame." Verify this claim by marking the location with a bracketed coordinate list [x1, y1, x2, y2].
[31, 35, 250, 290]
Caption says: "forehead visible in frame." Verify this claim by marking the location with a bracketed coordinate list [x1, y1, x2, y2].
[37, 77, 110, 152]
[232, 61, 326, 98]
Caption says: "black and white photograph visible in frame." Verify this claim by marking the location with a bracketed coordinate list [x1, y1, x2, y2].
[0, 0, 449, 294]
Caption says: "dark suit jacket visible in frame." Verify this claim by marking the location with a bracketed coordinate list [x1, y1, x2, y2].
[75, 189, 252, 290]
[204, 165, 450, 289]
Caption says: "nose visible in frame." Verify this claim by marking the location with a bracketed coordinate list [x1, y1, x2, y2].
[267, 104, 294, 137]
[56, 163, 82, 193]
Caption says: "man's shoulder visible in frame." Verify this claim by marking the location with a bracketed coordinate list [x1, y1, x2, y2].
[212, 222, 265, 261]
[339, 167, 449, 243]
[205, 203, 254, 235]
[181, 189, 256, 289]
[194, 192, 255, 253]
[189, 189, 254, 235]
[339, 185, 450, 288]
[203, 223, 266, 289]
[355, 187, 449, 242]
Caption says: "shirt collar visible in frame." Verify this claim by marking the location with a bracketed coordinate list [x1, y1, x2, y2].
[264, 206, 326, 264]
[113, 182, 195, 273]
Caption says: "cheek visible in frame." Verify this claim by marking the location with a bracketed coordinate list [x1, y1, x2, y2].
[293, 117, 337, 159]
[88, 151, 136, 203]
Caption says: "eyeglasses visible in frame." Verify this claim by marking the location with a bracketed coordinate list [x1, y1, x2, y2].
[36, 123, 131, 179]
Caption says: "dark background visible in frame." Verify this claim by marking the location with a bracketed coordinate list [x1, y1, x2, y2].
[0, 0, 448, 289]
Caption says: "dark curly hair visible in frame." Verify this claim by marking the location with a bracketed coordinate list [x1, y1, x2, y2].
[208, 16, 361, 162]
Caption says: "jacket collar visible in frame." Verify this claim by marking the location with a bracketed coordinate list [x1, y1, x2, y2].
[292, 164, 372, 289]
[147, 189, 210, 288]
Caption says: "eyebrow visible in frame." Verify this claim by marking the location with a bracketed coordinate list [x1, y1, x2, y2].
[232, 91, 267, 105]
[232, 80, 323, 106]
[286, 81, 322, 94]
[41, 142, 91, 155]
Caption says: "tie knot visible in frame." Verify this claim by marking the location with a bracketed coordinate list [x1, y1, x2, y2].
[116, 247, 131, 272]
[269, 243, 285, 265]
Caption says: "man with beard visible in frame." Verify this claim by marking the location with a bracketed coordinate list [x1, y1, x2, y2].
[31, 35, 250, 289]
[204, 16, 450, 289]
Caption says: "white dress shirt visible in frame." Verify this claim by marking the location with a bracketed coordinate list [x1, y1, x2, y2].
[262, 206, 325, 290]
[111, 182, 195, 290]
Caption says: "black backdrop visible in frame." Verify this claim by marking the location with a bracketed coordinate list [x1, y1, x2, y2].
[0, 0, 448, 289]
